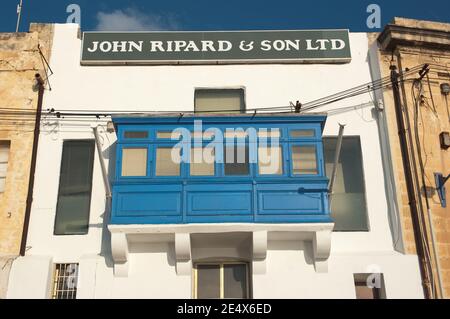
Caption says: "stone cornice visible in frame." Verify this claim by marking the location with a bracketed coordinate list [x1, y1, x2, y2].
[378, 21, 450, 52]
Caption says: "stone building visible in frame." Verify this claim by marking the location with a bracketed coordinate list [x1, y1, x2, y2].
[6, 24, 425, 299]
[371, 17, 450, 298]
[3, 17, 448, 300]
[0, 23, 53, 298]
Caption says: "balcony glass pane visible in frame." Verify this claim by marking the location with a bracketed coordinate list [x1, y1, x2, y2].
[225, 145, 249, 176]
[157, 131, 181, 139]
[290, 129, 315, 138]
[292, 145, 317, 174]
[190, 147, 215, 176]
[124, 131, 148, 139]
[258, 129, 280, 138]
[122, 148, 147, 177]
[258, 146, 283, 175]
[155, 147, 180, 176]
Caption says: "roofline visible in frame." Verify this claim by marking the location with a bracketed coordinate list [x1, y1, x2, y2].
[111, 112, 327, 128]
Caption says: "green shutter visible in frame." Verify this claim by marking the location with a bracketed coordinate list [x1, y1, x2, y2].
[54, 140, 95, 235]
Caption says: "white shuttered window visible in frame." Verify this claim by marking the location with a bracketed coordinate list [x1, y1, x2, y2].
[0, 142, 11, 193]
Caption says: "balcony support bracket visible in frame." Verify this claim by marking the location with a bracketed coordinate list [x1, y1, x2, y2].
[252, 231, 268, 275]
[111, 232, 129, 277]
[312, 230, 332, 273]
[175, 233, 192, 276]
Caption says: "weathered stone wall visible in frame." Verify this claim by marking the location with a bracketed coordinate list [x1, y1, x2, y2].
[0, 23, 54, 298]
[376, 18, 450, 297]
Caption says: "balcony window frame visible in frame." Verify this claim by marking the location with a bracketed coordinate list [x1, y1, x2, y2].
[111, 115, 330, 225]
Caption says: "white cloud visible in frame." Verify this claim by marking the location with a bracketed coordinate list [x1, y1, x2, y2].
[95, 8, 180, 31]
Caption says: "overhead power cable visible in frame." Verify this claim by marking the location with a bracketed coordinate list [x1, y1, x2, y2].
[0, 63, 442, 120]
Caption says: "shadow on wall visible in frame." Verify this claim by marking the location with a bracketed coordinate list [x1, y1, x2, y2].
[129, 242, 176, 267]
[267, 240, 315, 267]
[94, 141, 117, 269]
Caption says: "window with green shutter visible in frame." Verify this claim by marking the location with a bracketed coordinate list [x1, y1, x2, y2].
[194, 89, 245, 113]
[54, 140, 95, 235]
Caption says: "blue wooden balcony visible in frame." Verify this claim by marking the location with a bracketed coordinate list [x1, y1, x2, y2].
[110, 113, 331, 225]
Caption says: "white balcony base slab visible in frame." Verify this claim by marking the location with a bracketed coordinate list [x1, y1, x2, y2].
[108, 223, 334, 277]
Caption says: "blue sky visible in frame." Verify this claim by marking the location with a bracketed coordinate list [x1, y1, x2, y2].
[1, 0, 449, 32]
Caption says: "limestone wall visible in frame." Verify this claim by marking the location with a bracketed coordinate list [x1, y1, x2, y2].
[376, 17, 450, 297]
[0, 23, 54, 298]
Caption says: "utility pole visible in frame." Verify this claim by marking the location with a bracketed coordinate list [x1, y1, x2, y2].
[16, 0, 23, 32]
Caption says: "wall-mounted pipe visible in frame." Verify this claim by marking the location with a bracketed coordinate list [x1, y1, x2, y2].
[328, 123, 345, 201]
[92, 126, 112, 199]
[390, 64, 433, 299]
[20, 73, 44, 256]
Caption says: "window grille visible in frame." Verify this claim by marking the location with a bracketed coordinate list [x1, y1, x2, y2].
[52, 263, 79, 299]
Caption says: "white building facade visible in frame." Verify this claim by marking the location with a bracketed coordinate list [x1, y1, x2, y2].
[7, 24, 424, 299]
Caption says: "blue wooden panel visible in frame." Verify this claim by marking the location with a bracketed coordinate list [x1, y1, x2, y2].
[110, 115, 331, 225]
[116, 192, 182, 217]
[187, 192, 252, 216]
[258, 191, 323, 215]
[186, 184, 252, 216]
[112, 184, 182, 219]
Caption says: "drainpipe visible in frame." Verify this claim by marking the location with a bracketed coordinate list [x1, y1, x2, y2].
[390, 65, 433, 299]
[92, 126, 112, 200]
[20, 73, 44, 256]
[92, 125, 113, 258]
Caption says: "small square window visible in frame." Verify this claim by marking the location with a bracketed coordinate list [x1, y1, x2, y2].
[155, 147, 181, 176]
[190, 147, 215, 176]
[354, 274, 385, 299]
[195, 89, 245, 113]
[52, 263, 79, 299]
[292, 145, 317, 175]
[225, 145, 249, 176]
[122, 148, 147, 177]
[258, 146, 283, 175]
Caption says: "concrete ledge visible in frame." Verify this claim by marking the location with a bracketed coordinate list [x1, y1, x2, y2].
[108, 223, 335, 277]
[7, 255, 53, 299]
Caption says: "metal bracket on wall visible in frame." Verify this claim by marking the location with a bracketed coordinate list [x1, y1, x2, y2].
[434, 173, 449, 208]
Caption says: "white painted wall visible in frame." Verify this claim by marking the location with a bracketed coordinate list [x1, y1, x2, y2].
[7, 24, 423, 299]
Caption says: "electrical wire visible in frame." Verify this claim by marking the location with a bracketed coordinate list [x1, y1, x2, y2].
[0, 64, 424, 122]
[411, 77, 445, 298]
